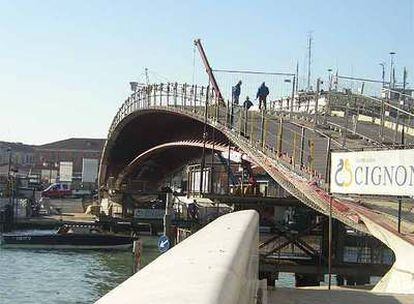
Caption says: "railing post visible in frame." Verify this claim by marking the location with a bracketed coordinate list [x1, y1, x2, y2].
[199, 86, 205, 113]
[149, 84, 153, 106]
[159, 83, 163, 106]
[250, 113, 255, 145]
[167, 83, 170, 107]
[226, 99, 230, 127]
[260, 112, 266, 149]
[190, 85, 194, 108]
[394, 97, 403, 142]
[379, 98, 385, 142]
[277, 117, 283, 157]
[324, 137, 332, 189]
[215, 94, 220, 122]
[314, 78, 321, 128]
[309, 139, 315, 176]
[184, 83, 187, 108]
[342, 97, 350, 147]
[292, 132, 298, 169]
[153, 84, 158, 106]
[174, 83, 178, 107]
[299, 127, 305, 169]
[193, 85, 197, 113]
[238, 107, 243, 136]
[290, 75, 296, 116]
[244, 107, 248, 138]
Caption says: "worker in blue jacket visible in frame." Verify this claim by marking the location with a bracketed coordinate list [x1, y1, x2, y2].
[232, 80, 242, 105]
[256, 82, 270, 111]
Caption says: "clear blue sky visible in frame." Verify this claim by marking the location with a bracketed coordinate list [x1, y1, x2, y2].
[0, 0, 413, 145]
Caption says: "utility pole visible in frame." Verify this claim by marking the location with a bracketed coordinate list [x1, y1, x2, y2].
[379, 62, 385, 89]
[145, 68, 149, 85]
[295, 61, 299, 92]
[307, 33, 312, 91]
[389, 52, 396, 98]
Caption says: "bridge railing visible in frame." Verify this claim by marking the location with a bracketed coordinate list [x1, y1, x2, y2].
[328, 75, 414, 145]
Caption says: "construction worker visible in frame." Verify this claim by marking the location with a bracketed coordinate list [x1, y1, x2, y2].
[232, 80, 242, 105]
[243, 96, 253, 110]
[256, 82, 270, 111]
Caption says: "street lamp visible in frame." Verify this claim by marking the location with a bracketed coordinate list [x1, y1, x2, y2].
[327, 69, 333, 91]
[129, 82, 138, 92]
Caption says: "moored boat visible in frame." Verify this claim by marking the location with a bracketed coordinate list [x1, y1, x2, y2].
[0, 224, 137, 250]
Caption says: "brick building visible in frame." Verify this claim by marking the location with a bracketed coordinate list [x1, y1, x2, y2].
[0, 138, 105, 182]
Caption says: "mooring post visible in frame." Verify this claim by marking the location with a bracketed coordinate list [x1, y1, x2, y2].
[132, 239, 143, 273]
[163, 191, 174, 244]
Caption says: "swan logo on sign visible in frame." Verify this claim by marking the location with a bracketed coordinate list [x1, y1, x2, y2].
[334, 158, 353, 188]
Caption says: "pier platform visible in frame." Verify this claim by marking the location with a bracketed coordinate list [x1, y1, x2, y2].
[268, 286, 414, 304]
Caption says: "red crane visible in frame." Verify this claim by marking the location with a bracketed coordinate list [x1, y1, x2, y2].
[194, 39, 225, 105]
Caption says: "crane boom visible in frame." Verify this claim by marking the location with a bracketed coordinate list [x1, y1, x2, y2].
[194, 39, 224, 105]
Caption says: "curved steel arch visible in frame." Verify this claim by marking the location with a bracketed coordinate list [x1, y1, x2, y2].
[114, 140, 248, 189]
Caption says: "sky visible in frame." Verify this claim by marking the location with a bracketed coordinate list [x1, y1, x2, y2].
[0, 0, 413, 145]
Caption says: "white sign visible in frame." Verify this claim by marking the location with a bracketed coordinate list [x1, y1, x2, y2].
[330, 149, 414, 196]
[82, 158, 99, 183]
[59, 161, 73, 182]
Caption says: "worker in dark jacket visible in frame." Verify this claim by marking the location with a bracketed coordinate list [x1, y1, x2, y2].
[256, 82, 270, 111]
[232, 80, 242, 105]
[243, 96, 253, 110]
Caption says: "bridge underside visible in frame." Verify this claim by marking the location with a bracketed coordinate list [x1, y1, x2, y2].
[99, 110, 228, 193]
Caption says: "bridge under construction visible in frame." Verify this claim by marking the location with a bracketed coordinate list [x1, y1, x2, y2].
[97, 40, 414, 297]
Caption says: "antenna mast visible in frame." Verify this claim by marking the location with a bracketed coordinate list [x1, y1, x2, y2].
[145, 68, 149, 85]
[307, 33, 312, 91]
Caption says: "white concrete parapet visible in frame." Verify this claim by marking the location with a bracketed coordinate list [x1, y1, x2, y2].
[95, 210, 260, 304]
[362, 215, 414, 294]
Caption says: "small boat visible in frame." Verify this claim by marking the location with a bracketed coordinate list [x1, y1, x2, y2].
[0, 224, 137, 250]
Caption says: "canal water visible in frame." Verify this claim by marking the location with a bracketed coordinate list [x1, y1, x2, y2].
[0, 230, 160, 304]
[0, 230, 382, 303]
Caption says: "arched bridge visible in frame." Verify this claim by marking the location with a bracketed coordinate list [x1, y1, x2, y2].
[99, 82, 414, 293]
